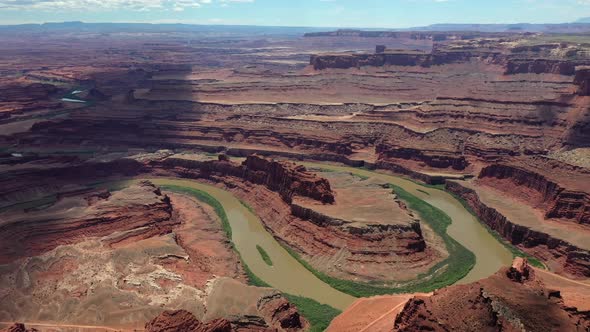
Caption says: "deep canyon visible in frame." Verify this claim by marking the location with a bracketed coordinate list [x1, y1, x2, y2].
[0, 23, 589, 331]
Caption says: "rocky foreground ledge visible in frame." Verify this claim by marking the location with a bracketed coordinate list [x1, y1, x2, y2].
[328, 258, 590, 332]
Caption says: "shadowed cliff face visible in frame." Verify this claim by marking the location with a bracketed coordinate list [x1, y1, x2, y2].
[575, 67, 590, 96]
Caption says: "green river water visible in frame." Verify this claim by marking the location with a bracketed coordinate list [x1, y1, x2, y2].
[123, 162, 512, 310]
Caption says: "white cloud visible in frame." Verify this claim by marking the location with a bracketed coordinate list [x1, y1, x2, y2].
[0, 0, 252, 11]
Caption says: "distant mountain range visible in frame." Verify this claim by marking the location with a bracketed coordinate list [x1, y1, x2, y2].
[405, 22, 590, 33]
[0, 21, 332, 36]
[1, 20, 590, 34]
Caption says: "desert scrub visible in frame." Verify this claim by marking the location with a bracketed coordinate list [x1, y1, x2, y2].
[256, 245, 273, 266]
[277, 184, 475, 298]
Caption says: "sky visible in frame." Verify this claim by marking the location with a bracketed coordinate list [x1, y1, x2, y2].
[0, 0, 589, 27]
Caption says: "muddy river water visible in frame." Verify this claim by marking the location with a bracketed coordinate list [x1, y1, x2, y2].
[137, 162, 512, 310]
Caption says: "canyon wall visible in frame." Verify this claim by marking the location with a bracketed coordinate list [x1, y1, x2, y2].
[0, 82, 59, 102]
[310, 51, 479, 70]
[160, 155, 335, 204]
[0, 82, 62, 120]
[376, 145, 468, 170]
[479, 164, 590, 224]
[503, 59, 587, 75]
[575, 66, 590, 96]
[153, 155, 435, 281]
[310, 47, 590, 76]
[0, 181, 175, 264]
[445, 180, 590, 277]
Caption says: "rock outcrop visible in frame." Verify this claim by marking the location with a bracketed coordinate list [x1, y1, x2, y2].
[0, 180, 175, 263]
[145, 310, 231, 332]
[506, 257, 534, 282]
[241, 155, 335, 204]
[310, 51, 478, 70]
[257, 293, 306, 331]
[0, 324, 38, 332]
[503, 59, 587, 75]
[376, 145, 468, 170]
[393, 259, 590, 331]
[160, 154, 335, 204]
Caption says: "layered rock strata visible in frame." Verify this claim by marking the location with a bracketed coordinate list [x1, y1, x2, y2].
[160, 154, 335, 204]
[445, 180, 590, 277]
[145, 310, 231, 332]
[152, 155, 443, 282]
[0, 180, 175, 264]
[479, 164, 590, 224]
[0, 153, 440, 282]
[310, 50, 483, 70]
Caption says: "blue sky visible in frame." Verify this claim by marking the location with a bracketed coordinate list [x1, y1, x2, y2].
[0, 0, 588, 27]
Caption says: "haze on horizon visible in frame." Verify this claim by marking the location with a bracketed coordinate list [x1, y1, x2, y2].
[0, 0, 588, 28]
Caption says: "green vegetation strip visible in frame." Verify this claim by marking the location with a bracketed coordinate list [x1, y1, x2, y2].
[416, 188, 430, 196]
[444, 188, 545, 268]
[159, 184, 340, 331]
[161, 185, 233, 238]
[276, 184, 475, 298]
[256, 245, 273, 266]
[239, 200, 256, 214]
[374, 172, 545, 268]
[284, 294, 342, 332]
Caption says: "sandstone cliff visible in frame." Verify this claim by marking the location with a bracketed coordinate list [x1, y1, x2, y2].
[376, 144, 468, 170]
[479, 164, 590, 224]
[310, 51, 478, 70]
[159, 155, 335, 204]
[503, 59, 588, 75]
[151, 155, 437, 282]
[0, 181, 175, 264]
[145, 310, 231, 332]
[445, 180, 590, 278]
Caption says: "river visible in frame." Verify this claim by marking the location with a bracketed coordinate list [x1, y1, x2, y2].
[120, 162, 512, 310]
